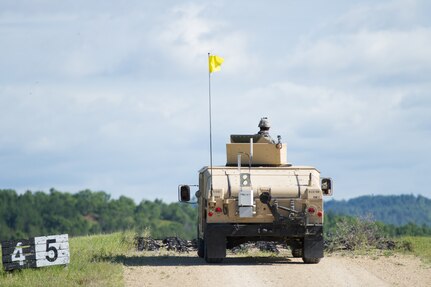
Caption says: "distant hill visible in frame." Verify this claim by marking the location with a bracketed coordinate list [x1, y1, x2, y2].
[325, 194, 431, 227]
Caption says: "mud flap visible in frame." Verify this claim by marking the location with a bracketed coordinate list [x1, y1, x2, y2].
[303, 234, 324, 259]
[205, 227, 227, 259]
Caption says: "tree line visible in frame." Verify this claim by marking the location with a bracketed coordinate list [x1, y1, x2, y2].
[0, 189, 197, 240]
[325, 194, 431, 227]
[324, 211, 431, 237]
[1, 189, 430, 241]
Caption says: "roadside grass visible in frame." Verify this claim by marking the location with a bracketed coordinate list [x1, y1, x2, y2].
[397, 236, 431, 264]
[324, 215, 431, 264]
[325, 236, 431, 265]
[0, 231, 135, 287]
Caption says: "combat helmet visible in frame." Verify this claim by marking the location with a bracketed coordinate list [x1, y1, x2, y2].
[258, 117, 271, 131]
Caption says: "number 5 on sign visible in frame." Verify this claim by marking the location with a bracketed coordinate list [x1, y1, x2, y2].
[34, 234, 70, 267]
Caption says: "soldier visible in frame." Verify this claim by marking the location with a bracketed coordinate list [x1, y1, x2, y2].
[257, 117, 276, 144]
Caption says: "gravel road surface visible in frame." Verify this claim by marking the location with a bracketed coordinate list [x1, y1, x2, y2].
[123, 253, 430, 287]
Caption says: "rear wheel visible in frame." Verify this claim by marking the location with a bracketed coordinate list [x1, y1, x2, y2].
[302, 257, 321, 264]
[290, 239, 303, 258]
[205, 256, 223, 263]
[291, 248, 302, 258]
[204, 253, 223, 263]
[197, 238, 204, 258]
[302, 234, 323, 264]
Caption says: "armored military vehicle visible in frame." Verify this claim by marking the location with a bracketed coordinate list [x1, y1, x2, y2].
[179, 118, 332, 263]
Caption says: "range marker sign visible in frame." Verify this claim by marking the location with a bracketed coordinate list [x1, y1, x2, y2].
[1, 234, 70, 271]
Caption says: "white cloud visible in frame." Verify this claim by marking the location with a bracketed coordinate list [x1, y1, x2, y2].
[155, 3, 258, 76]
[1, 0, 430, 201]
[287, 27, 431, 86]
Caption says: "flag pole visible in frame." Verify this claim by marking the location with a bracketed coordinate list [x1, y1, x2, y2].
[208, 52, 214, 194]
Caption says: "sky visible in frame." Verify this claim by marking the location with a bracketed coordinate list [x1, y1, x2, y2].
[1, 0, 430, 203]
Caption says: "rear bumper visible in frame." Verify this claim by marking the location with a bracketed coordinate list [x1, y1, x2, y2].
[205, 223, 322, 238]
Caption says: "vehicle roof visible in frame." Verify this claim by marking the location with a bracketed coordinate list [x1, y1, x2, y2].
[199, 165, 320, 173]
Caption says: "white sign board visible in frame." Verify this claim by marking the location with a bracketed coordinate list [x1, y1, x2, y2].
[2, 234, 70, 271]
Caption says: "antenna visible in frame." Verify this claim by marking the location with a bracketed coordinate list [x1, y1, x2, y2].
[249, 137, 253, 170]
[208, 52, 214, 195]
[207, 52, 224, 196]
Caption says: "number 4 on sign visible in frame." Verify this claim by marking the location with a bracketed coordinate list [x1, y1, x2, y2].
[11, 242, 26, 266]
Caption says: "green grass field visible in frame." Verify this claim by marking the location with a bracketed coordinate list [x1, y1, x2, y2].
[0, 232, 135, 287]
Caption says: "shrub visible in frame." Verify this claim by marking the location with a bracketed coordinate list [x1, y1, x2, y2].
[325, 215, 387, 252]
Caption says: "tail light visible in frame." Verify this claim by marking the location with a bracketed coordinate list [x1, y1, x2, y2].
[317, 211, 323, 217]
[208, 212, 213, 217]
[215, 207, 222, 213]
[307, 207, 315, 213]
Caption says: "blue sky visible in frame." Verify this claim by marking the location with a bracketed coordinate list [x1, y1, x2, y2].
[1, 0, 430, 202]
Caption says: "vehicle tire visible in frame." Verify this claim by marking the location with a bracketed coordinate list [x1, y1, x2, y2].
[197, 238, 204, 258]
[291, 248, 302, 258]
[205, 257, 223, 263]
[302, 257, 321, 264]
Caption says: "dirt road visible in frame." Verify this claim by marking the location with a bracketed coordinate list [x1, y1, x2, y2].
[123, 252, 430, 287]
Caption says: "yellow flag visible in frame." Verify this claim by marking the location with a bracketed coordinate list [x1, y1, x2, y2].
[209, 55, 224, 73]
